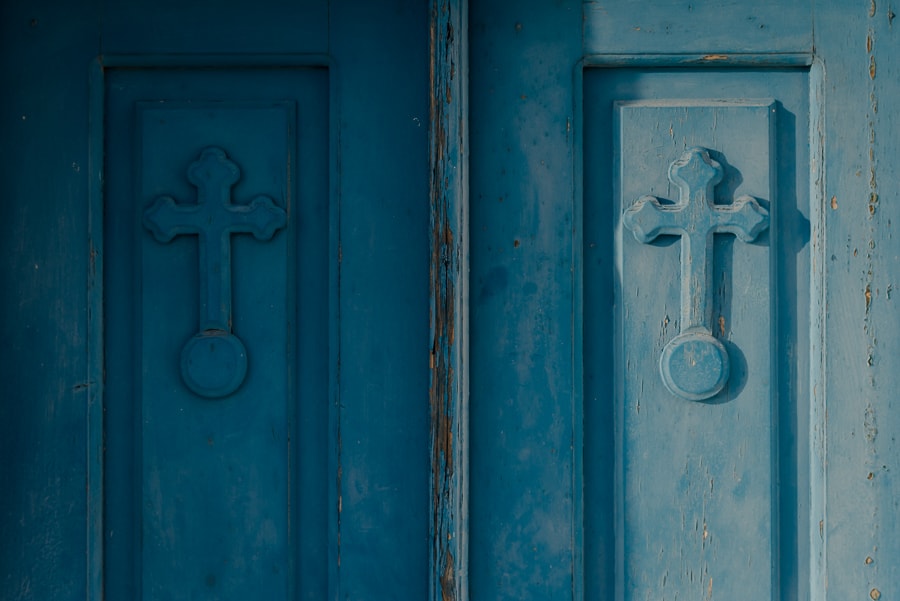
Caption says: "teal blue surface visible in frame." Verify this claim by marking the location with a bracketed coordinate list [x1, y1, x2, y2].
[3, 2, 900, 600]
[468, 2, 583, 598]
[1, 1, 429, 599]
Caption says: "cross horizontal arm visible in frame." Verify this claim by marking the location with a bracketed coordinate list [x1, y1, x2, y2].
[143, 195, 202, 243]
[226, 196, 287, 240]
[623, 195, 691, 243]
[712, 194, 768, 242]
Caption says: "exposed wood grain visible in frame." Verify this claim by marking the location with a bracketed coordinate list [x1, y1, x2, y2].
[429, 0, 469, 600]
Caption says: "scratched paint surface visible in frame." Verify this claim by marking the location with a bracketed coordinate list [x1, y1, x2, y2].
[584, 69, 810, 600]
[815, 2, 900, 600]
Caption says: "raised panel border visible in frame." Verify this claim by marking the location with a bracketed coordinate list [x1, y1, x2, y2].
[574, 53, 824, 601]
[87, 53, 336, 601]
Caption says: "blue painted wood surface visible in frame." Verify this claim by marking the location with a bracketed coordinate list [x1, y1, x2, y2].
[0, 4, 100, 599]
[469, 2, 583, 599]
[584, 0, 813, 56]
[814, 3, 900, 600]
[2, 1, 429, 599]
[329, 1, 430, 598]
[3, 1, 900, 600]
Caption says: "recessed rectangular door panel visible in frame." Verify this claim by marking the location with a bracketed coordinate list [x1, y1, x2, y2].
[584, 70, 810, 600]
[621, 100, 775, 598]
[104, 68, 329, 600]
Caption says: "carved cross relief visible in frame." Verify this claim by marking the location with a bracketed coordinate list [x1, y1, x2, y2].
[623, 147, 768, 400]
[144, 147, 287, 398]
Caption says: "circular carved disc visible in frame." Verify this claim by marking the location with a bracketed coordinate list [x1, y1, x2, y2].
[180, 329, 248, 398]
[659, 329, 729, 401]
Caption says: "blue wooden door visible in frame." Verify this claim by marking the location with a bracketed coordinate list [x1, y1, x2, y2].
[1, 1, 431, 599]
[460, 1, 900, 600]
[4, 1, 900, 600]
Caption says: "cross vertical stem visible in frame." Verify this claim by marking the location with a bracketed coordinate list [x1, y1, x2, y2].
[682, 229, 713, 332]
[197, 228, 232, 332]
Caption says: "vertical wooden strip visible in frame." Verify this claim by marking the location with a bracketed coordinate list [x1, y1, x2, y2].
[468, 3, 581, 597]
[429, 0, 469, 600]
[0, 4, 99, 598]
[816, 2, 900, 599]
[330, 3, 431, 595]
[86, 57, 105, 601]
[807, 58, 827, 601]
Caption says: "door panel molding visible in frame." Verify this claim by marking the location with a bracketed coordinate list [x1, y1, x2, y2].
[583, 1, 814, 57]
[582, 53, 813, 67]
[578, 61, 814, 601]
[89, 55, 335, 601]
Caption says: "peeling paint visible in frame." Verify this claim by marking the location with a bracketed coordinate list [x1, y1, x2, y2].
[429, 1, 467, 600]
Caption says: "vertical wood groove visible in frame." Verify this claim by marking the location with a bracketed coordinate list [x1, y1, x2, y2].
[86, 57, 105, 601]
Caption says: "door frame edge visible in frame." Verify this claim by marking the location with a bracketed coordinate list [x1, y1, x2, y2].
[429, 0, 470, 600]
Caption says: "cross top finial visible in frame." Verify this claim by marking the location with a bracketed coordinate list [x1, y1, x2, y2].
[187, 146, 240, 190]
[669, 145, 723, 195]
[622, 147, 769, 401]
